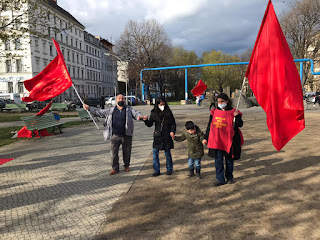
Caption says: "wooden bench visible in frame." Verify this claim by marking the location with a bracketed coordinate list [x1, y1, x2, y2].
[76, 109, 90, 120]
[21, 113, 63, 135]
[50, 103, 68, 111]
[76, 109, 99, 122]
[3, 103, 26, 112]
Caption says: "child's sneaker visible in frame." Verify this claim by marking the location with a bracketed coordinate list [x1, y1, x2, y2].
[188, 169, 195, 177]
[196, 168, 201, 179]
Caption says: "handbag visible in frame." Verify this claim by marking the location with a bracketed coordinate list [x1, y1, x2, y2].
[153, 118, 164, 137]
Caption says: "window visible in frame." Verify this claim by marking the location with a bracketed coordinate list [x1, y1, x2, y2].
[50, 45, 53, 56]
[76, 40, 78, 48]
[72, 52, 75, 62]
[81, 69, 84, 79]
[71, 38, 73, 47]
[76, 54, 79, 64]
[18, 82, 24, 94]
[42, 40, 46, 53]
[86, 45, 88, 53]
[80, 42, 82, 50]
[48, 27, 51, 37]
[66, 36, 69, 45]
[5, 40, 10, 50]
[16, 59, 22, 72]
[67, 50, 70, 61]
[8, 82, 13, 93]
[60, 33, 63, 42]
[81, 55, 83, 64]
[6, 60, 12, 72]
[14, 39, 21, 50]
[62, 48, 65, 56]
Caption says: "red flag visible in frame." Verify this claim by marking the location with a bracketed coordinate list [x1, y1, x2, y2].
[22, 39, 72, 102]
[0, 158, 14, 165]
[245, 0, 305, 151]
[191, 79, 207, 96]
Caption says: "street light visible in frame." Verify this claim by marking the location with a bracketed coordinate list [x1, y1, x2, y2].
[104, 52, 129, 104]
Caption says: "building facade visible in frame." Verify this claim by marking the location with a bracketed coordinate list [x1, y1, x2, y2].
[0, 0, 117, 102]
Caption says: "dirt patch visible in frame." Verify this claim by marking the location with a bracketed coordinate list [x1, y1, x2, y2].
[97, 111, 320, 240]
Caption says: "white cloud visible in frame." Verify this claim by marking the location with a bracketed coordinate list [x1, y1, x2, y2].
[58, 0, 288, 55]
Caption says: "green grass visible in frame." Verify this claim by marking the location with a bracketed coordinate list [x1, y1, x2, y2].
[0, 112, 78, 122]
[0, 126, 21, 147]
[0, 120, 89, 148]
[167, 101, 181, 105]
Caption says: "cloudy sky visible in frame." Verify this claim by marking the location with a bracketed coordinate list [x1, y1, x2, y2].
[58, 0, 289, 56]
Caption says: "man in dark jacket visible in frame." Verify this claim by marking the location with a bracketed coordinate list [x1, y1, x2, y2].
[84, 94, 147, 175]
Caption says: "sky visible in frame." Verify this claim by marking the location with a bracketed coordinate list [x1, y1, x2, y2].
[58, 0, 289, 56]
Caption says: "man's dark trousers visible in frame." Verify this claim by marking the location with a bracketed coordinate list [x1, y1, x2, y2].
[111, 135, 132, 171]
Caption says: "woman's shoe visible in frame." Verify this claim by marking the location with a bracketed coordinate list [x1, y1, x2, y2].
[152, 172, 161, 177]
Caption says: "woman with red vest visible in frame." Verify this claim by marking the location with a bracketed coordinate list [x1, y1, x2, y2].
[204, 93, 243, 186]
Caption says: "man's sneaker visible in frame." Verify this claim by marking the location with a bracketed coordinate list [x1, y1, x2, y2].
[109, 169, 119, 175]
[152, 172, 160, 177]
[166, 171, 173, 175]
[215, 181, 225, 187]
[227, 179, 235, 184]
[124, 167, 130, 172]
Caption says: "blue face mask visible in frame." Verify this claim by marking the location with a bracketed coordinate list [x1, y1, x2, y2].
[218, 103, 227, 109]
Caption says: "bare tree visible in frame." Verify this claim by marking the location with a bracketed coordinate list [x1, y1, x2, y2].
[280, 0, 320, 85]
[116, 19, 171, 98]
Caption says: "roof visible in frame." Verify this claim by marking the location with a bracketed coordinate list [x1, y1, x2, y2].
[45, 0, 85, 28]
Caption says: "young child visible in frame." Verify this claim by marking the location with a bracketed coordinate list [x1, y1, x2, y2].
[174, 121, 206, 178]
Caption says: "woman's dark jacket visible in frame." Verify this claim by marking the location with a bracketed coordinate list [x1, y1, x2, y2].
[205, 106, 243, 160]
[144, 107, 176, 150]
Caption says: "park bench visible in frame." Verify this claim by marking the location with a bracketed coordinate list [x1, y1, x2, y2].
[21, 113, 63, 135]
[50, 103, 68, 111]
[76, 108, 99, 122]
[3, 103, 26, 112]
[76, 109, 90, 120]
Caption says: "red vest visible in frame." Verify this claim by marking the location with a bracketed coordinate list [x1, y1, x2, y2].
[208, 108, 236, 153]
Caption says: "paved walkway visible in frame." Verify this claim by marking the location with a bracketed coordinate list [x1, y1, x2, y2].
[0, 114, 153, 240]
[0, 104, 271, 240]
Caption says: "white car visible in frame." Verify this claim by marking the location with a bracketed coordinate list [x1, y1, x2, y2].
[105, 96, 140, 107]
[105, 97, 116, 107]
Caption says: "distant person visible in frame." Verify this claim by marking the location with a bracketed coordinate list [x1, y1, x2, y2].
[144, 97, 176, 176]
[100, 96, 105, 109]
[83, 94, 147, 175]
[204, 93, 243, 186]
[174, 121, 206, 178]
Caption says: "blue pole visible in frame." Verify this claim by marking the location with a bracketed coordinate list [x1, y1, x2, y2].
[185, 68, 188, 100]
[300, 62, 303, 85]
[140, 71, 145, 102]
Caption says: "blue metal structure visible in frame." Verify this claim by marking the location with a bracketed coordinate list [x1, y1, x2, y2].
[140, 58, 320, 101]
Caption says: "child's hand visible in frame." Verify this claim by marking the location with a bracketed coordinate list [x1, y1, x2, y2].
[202, 140, 207, 145]
[234, 110, 240, 116]
[170, 132, 175, 139]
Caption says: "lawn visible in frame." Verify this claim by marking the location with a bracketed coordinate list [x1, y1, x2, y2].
[0, 120, 88, 147]
[0, 112, 78, 122]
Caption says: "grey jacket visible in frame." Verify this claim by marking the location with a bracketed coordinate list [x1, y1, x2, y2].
[89, 106, 142, 140]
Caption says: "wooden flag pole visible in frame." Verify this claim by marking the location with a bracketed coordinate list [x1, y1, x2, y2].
[72, 84, 99, 130]
[236, 77, 247, 111]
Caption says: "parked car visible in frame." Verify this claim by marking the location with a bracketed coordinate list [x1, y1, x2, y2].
[0, 98, 6, 111]
[105, 96, 140, 107]
[26, 101, 47, 111]
[84, 98, 100, 107]
[105, 97, 116, 107]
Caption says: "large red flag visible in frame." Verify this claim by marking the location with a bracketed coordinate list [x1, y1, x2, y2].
[245, 0, 305, 151]
[22, 39, 72, 102]
[191, 79, 207, 96]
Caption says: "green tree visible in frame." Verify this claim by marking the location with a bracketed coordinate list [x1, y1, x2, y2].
[201, 50, 243, 93]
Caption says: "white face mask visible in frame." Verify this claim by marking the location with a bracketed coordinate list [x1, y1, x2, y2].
[159, 105, 165, 111]
[218, 103, 227, 109]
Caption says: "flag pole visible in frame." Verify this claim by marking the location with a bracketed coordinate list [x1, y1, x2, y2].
[236, 77, 247, 111]
[71, 84, 99, 130]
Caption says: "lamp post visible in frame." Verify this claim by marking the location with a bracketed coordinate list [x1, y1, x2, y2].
[104, 53, 129, 104]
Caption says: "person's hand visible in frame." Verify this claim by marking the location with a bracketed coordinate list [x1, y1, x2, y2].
[137, 116, 142, 120]
[234, 110, 240, 116]
[143, 115, 148, 120]
[170, 132, 175, 139]
[83, 104, 89, 110]
[202, 140, 207, 145]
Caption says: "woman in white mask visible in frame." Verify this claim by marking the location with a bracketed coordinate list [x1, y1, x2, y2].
[203, 93, 244, 186]
[144, 97, 176, 176]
